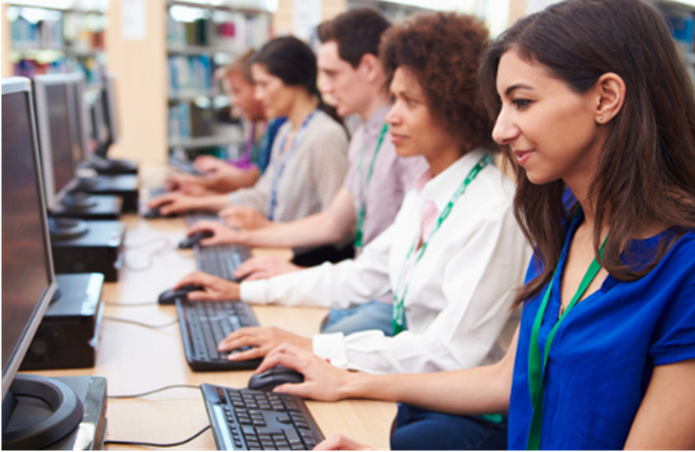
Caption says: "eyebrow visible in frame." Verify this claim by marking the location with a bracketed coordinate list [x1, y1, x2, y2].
[504, 83, 534, 96]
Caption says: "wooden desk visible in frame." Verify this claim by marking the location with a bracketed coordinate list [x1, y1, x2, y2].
[23, 211, 397, 449]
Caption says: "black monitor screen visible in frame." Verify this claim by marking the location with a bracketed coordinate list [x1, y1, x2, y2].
[67, 83, 85, 163]
[1, 91, 52, 374]
[45, 84, 75, 195]
[91, 94, 109, 149]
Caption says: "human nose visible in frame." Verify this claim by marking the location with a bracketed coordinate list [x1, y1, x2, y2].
[491, 106, 519, 145]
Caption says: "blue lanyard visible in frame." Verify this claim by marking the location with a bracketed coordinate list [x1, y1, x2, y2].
[267, 109, 318, 221]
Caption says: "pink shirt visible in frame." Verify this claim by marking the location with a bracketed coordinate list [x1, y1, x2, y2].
[343, 103, 428, 249]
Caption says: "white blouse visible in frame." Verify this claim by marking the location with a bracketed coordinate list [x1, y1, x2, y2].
[241, 149, 531, 374]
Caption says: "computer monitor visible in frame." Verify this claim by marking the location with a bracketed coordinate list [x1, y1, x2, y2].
[1, 77, 57, 400]
[65, 73, 90, 164]
[102, 72, 120, 150]
[90, 90, 110, 157]
[2, 77, 83, 450]
[33, 74, 81, 210]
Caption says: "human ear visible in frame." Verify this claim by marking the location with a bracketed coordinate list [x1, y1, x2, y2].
[594, 72, 626, 124]
[359, 53, 381, 83]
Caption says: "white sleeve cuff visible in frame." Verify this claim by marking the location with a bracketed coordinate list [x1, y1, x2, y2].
[240, 280, 269, 304]
[312, 333, 349, 369]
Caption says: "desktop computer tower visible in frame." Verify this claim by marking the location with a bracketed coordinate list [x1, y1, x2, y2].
[51, 220, 125, 282]
[20, 274, 104, 371]
[78, 175, 139, 213]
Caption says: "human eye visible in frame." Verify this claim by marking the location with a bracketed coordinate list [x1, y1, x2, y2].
[512, 98, 532, 109]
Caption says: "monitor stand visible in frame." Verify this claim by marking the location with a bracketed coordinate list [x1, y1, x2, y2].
[61, 192, 98, 210]
[2, 375, 83, 450]
[48, 218, 89, 241]
[89, 154, 138, 176]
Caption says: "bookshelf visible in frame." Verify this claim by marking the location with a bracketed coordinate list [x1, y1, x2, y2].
[4, 1, 108, 88]
[165, 0, 271, 163]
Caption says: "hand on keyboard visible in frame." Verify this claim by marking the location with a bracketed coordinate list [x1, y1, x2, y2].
[314, 434, 375, 450]
[256, 343, 352, 402]
[188, 220, 248, 247]
[219, 205, 272, 230]
[176, 271, 240, 301]
[234, 256, 304, 281]
[218, 326, 312, 363]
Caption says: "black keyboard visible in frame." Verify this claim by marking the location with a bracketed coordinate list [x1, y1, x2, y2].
[185, 211, 220, 226]
[201, 384, 324, 450]
[195, 244, 251, 281]
[176, 298, 262, 371]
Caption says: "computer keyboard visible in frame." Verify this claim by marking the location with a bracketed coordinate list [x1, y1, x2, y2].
[148, 186, 168, 198]
[185, 211, 221, 226]
[195, 244, 251, 281]
[168, 156, 200, 175]
[176, 298, 262, 371]
[201, 383, 324, 450]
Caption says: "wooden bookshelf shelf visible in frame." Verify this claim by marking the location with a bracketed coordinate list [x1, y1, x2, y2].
[167, 43, 237, 55]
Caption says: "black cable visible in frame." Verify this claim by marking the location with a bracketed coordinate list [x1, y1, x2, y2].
[102, 301, 158, 307]
[103, 316, 178, 329]
[109, 384, 201, 399]
[104, 425, 211, 448]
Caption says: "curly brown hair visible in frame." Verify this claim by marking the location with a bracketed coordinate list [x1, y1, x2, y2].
[379, 13, 494, 152]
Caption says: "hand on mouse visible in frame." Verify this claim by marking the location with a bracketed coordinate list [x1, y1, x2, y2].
[217, 326, 311, 362]
[165, 173, 214, 196]
[219, 205, 271, 230]
[174, 271, 240, 301]
[233, 256, 305, 281]
[314, 434, 375, 450]
[194, 155, 227, 174]
[148, 193, 231, 215]
[187, 220, 248, 247]
[256, 343, 353, 402]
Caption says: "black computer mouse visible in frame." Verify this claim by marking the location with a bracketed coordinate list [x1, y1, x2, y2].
[178, 230, 214, 249]
[248, 366, 305, 392]
[143, 204, 176, 219]
[157, 284, 205, 305]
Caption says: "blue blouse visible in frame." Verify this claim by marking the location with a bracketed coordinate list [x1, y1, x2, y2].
[509, 218, 695, 450]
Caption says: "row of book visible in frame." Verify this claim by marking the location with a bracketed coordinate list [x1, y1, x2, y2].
[168, 55, 216, 95]
[12, 56, 103, 87]
[10, 11, 105, 52]
[168, 101, 215, 141]
[166, 13, 269, 53]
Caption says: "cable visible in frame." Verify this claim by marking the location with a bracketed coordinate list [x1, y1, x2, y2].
[102, 301, 158, 307]
[103, 316, 178, 330]
[109, 384, 201, 399]
[104, 425, 211, 448]
[124, 238, 174, 271]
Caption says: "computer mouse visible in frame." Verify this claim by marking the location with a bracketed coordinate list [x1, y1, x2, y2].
[143, 204, 176, 219]
[248, 366, 304, 392]
[178, 230, 214, 249]
[157, 284, 205, 305]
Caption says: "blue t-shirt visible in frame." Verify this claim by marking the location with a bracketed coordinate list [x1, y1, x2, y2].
[509, 217, 695, 450]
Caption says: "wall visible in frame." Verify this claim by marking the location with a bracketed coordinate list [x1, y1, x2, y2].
[272, 0, 347, 37]
[0, 3, 13, 77]
[105, 0, 168, 165]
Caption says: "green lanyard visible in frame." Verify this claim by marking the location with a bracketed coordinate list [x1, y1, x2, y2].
[526, 222, 608, 450]
[354, 123, 389, 249]
[391, 153, 491, 336]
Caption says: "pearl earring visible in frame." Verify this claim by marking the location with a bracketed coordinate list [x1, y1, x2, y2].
[598, 116, 604, 122]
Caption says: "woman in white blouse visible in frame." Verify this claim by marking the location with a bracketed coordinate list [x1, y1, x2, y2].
[148, 37, 349, 227]
[174, 15, 530, 378]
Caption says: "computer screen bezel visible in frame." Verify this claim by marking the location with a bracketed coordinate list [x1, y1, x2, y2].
[2, 77, 58, 400]
[90, 89, 110, 156]
[33, 73, 81, 210]
[65, 72, 90, 164]
[102, 72, 120, 148]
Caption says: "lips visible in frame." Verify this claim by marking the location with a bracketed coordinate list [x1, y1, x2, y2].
[513, 149, 534, 166]
[390, 132, 408, 145]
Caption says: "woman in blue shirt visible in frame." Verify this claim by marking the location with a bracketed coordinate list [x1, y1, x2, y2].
[251, 0, 695, 449]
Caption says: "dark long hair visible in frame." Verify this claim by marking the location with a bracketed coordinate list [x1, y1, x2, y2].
[252, 36, 342, 125]
[478, 0, 695, 306]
